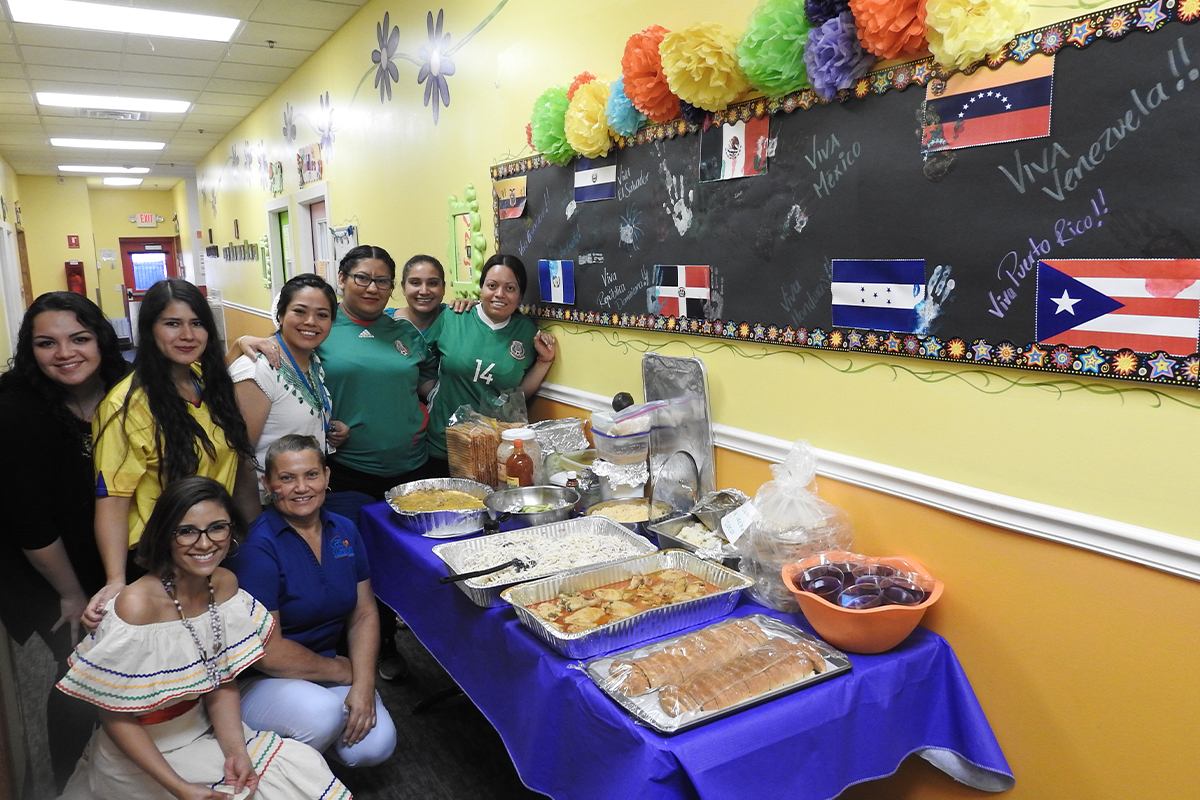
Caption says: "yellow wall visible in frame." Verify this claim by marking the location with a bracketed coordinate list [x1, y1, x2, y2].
[0, 152, 19, 359]
[88, 188, 180, 316]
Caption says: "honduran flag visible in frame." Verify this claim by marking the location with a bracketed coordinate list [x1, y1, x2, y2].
[831, 259, 926, 333]
[538, 259, 575, 305]
[1036, 259, 1200, 355]
[648, 265, 710, 318]
[699, 116, 769, 182]
[574, 157, 616, 203]
[922, 55, 1054, 153]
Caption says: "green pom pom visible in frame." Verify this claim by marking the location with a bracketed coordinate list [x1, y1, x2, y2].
[530, 87, 574, 166]
[738, 0, 812, 97]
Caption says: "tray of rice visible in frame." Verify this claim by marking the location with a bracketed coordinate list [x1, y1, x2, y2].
[385, 478, 492, 539]
[501, 550, 754, 659]
[431, 516, 657, 608]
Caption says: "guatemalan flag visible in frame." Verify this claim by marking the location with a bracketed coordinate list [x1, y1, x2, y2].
[574, 157, 616, 203]
[648, 265, 710, 318]
[831, 259, 926, 333]
[1036, 259, 1200, 355]
[538, 259, 575, 305]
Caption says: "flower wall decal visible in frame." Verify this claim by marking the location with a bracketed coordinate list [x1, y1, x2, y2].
[373, 11, 401, 101]
[418, 9, 456, 124]
[318, 91, 336, 157]
[282, 103, 297, 144]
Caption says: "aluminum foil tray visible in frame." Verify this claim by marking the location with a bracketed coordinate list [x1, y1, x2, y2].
[432, 516, 657, 608]
[500, 550, 754, 659]
[385, 478, 492, 539]
[646, 513, 740, 570]
[584, 614, 852, 734]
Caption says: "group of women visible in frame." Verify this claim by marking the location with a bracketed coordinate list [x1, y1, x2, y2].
[0, 244, 557, 798]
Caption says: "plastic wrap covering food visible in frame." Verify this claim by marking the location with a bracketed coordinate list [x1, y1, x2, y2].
[584, 614, 851, 733]
[529, 417, 590, 458]
[788, 549, 937, 609]
[735, 440, 853, 612]
[444, 406, 523, 486]
[591, 400, 665, 435]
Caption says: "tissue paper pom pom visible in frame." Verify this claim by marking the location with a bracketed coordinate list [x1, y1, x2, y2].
[622, 25, 681, 123]
[848, 0, 927, 59]
[679, 101, 708, 127]
[565, 80, 614, 158]
[805, 12, 874, 100]
[530, 86, 574, 166]
[660, 24, 751, 112]
[606, 77, 647, 138]
[567, 71, 596, 101]
[925, 0, 1029, 70]
[525, 122, 533, 149]
[738, 0, 812, 98]
[805, 0, 850, 26]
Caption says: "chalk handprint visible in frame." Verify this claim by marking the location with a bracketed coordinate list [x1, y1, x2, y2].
[705, 265, 725, 319]
[915, 263, 956, 335]
[660, 164, 693, 236]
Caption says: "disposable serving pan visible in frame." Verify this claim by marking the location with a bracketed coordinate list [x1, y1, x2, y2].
[646, 513, 741, 571]
[432, 516, 657, 608]
[584, 614, 852, 734]
[500, 550, 754, 659]
[385, 478, 493, 539]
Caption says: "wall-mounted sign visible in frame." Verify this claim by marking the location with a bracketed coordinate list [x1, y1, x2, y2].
[297, 144, 323, 188]
[269, 161, 284, 196]
[98, 249, 117, 261]
[137, 213, 157, 228]
[67, 235, 80, 248]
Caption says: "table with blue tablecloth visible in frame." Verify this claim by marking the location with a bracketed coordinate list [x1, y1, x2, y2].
[359, 502, 1014, 800]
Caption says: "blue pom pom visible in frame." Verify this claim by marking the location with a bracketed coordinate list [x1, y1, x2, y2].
[606, 77, 647, 138]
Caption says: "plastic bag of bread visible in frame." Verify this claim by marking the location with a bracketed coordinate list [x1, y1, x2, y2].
[444, 406, 522, 486]
[734, 440, 853, 612]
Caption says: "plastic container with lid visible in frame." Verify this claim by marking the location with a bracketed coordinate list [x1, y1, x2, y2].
[590, 400, 665, 437]
[496, 427, 542, 488]
[592, 428, 650, 465]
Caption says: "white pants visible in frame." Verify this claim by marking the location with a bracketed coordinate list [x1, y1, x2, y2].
[239, 675, 397, 767]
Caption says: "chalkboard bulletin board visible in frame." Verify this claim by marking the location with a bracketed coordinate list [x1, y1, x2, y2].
[494, 5, 1200, 387]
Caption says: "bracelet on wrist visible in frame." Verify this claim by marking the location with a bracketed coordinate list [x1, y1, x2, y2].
[537, 357, 554, 363]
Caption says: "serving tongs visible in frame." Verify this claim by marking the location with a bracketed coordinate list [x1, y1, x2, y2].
[439, 557, 535, 584]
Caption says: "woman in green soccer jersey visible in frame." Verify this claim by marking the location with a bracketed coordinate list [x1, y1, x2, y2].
[423, 254, 557, 473]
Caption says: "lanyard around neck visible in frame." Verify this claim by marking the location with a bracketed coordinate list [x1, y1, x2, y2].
[275, 332, 331, 429]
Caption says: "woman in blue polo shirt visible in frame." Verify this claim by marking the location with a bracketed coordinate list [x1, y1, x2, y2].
[228, 434, 396, 767]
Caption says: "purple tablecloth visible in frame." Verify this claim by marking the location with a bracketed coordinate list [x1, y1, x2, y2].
[360, 502, 1013, 800]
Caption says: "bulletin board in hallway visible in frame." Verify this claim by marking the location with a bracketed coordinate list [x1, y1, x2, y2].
[495, 6, 1200, 387]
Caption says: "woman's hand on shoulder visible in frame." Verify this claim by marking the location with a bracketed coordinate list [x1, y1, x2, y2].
[534, 331, 557, 364]
[448, 297, 477, 314]
[112, 578, 169, 626]
[83, 581, 125, 631]
[233, 335, 281, 369]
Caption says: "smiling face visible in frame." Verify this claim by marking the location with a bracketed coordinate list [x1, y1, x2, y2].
[264, 448, 329, 522]
[31, 310, 103, 391]
[279, 287, 334, 353]
[402, 261, 446, 316]
[337, 257, 394, 321]
[171, 499, 232, 580]
[153, 300, 208, 369]
[480, 265, 522, 324]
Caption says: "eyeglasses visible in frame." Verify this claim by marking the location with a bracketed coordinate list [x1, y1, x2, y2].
[173, 521, 233, 546]
[348, 272, 394, 290]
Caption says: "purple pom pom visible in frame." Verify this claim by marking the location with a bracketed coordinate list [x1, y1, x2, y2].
[804, 11, 874, 101]
[679, 101, 708, 127]
[804, 0, 850, 26]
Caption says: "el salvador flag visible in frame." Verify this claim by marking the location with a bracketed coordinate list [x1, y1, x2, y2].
[538, 259, 575, 305]
[574, 157, 616, 203]
[831, 259, 926, 333]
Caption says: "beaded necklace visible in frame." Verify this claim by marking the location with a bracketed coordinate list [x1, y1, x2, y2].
[160, 575, 224, 687]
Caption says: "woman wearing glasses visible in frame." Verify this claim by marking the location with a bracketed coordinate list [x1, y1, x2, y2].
[56, 476, 348, 799]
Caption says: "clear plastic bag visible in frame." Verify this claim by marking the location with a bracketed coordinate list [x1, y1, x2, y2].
[735, 440, 854, 612]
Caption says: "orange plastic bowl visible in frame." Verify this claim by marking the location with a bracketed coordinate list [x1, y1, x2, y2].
[782, 556, 944, 655]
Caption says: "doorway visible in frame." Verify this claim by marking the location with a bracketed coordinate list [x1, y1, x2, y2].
[119, 236, 179, 344]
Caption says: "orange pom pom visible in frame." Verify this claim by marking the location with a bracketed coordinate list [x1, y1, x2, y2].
[848, 0, 927, 60]
[621, 25, 681, 124]
[567, 71, 597, 101]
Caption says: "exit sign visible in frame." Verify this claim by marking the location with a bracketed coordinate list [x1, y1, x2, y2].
[137, 213, 157, 228]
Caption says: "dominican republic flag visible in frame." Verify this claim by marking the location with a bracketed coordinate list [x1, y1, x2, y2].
[831, 259, 926, 333]
[1036, 259, 1200, 355]
[537, 259, 575, 305]
[922, 55, 1053, 153]
[574, 157, 616, 203]
[648, 265, 710, 318]
[699, 116, 769, 182]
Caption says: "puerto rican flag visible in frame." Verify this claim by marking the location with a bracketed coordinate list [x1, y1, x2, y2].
[648, 265, 710, 318]
[1036, 259, 1200, 355]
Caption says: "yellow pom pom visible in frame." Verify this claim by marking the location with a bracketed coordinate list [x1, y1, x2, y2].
[926, 0, 1029, 70]
[660, 24, 750, 112]
[564, 80, 613, 158]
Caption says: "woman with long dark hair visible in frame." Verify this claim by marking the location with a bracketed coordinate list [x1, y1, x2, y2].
[86, 278, 258, 629]
[0, 292, 128, 790]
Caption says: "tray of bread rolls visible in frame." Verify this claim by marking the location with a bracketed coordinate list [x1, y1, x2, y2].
[584, 614, 851, 734]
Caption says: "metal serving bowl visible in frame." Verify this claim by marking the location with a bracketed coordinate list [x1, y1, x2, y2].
[585, 498, 674, 538]
[385, 478, 493, 538]
[484, 485, 580, 531]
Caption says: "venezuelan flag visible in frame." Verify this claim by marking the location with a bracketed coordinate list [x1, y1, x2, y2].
[922, 55, 1054, 152]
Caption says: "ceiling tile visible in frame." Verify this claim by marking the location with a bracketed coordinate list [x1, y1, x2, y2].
[196, 91, 265, 109]
[249, 0, 362, 30]
[20, 45, 125, 70]
[10, 24, 125, 52]
[0, 62, 28, 79]
[26, 65, 121, 84]
[223, 43, 310, 68]
[0, 44, 20, 63]
[204, 77, 276, 96]
[111, 73, 210, 92]
[121, 38, 231, 61]
[121, 53, 218, 78]
[235, 22, 335, 51]
[211, 61, 294, 83]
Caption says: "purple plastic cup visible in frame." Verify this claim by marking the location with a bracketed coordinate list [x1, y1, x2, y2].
[837, 583, 883, 609]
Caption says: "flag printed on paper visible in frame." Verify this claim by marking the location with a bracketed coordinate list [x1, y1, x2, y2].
[648, 265, 710, 318]
[699, 116, 769, 182]
[922, 55, 1054, 153]
[831, 259, 926, 333]
[493, 176, 527, 219]
[1036, 259, 1200, 355]
[574, 157, 616, 203]
[538, 259, 575, 305]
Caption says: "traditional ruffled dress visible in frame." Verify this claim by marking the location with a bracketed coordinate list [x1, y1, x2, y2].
[55, 589, 352, 799]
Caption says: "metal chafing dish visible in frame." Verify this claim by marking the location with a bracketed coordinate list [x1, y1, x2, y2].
[432, 516, 657, 608]
[501, 549, 754, 659]
[385, 478, 492, 539]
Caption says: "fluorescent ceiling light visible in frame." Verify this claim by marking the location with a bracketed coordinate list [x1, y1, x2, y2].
[103, 177, 144, 186]
[37, 92, 191, 114]
[51, 138, 165, 151]
[8, 0, 240, 42]
[59, 165, 151, 174]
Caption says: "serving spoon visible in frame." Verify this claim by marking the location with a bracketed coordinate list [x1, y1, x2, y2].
[439, 557, 535, 584]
